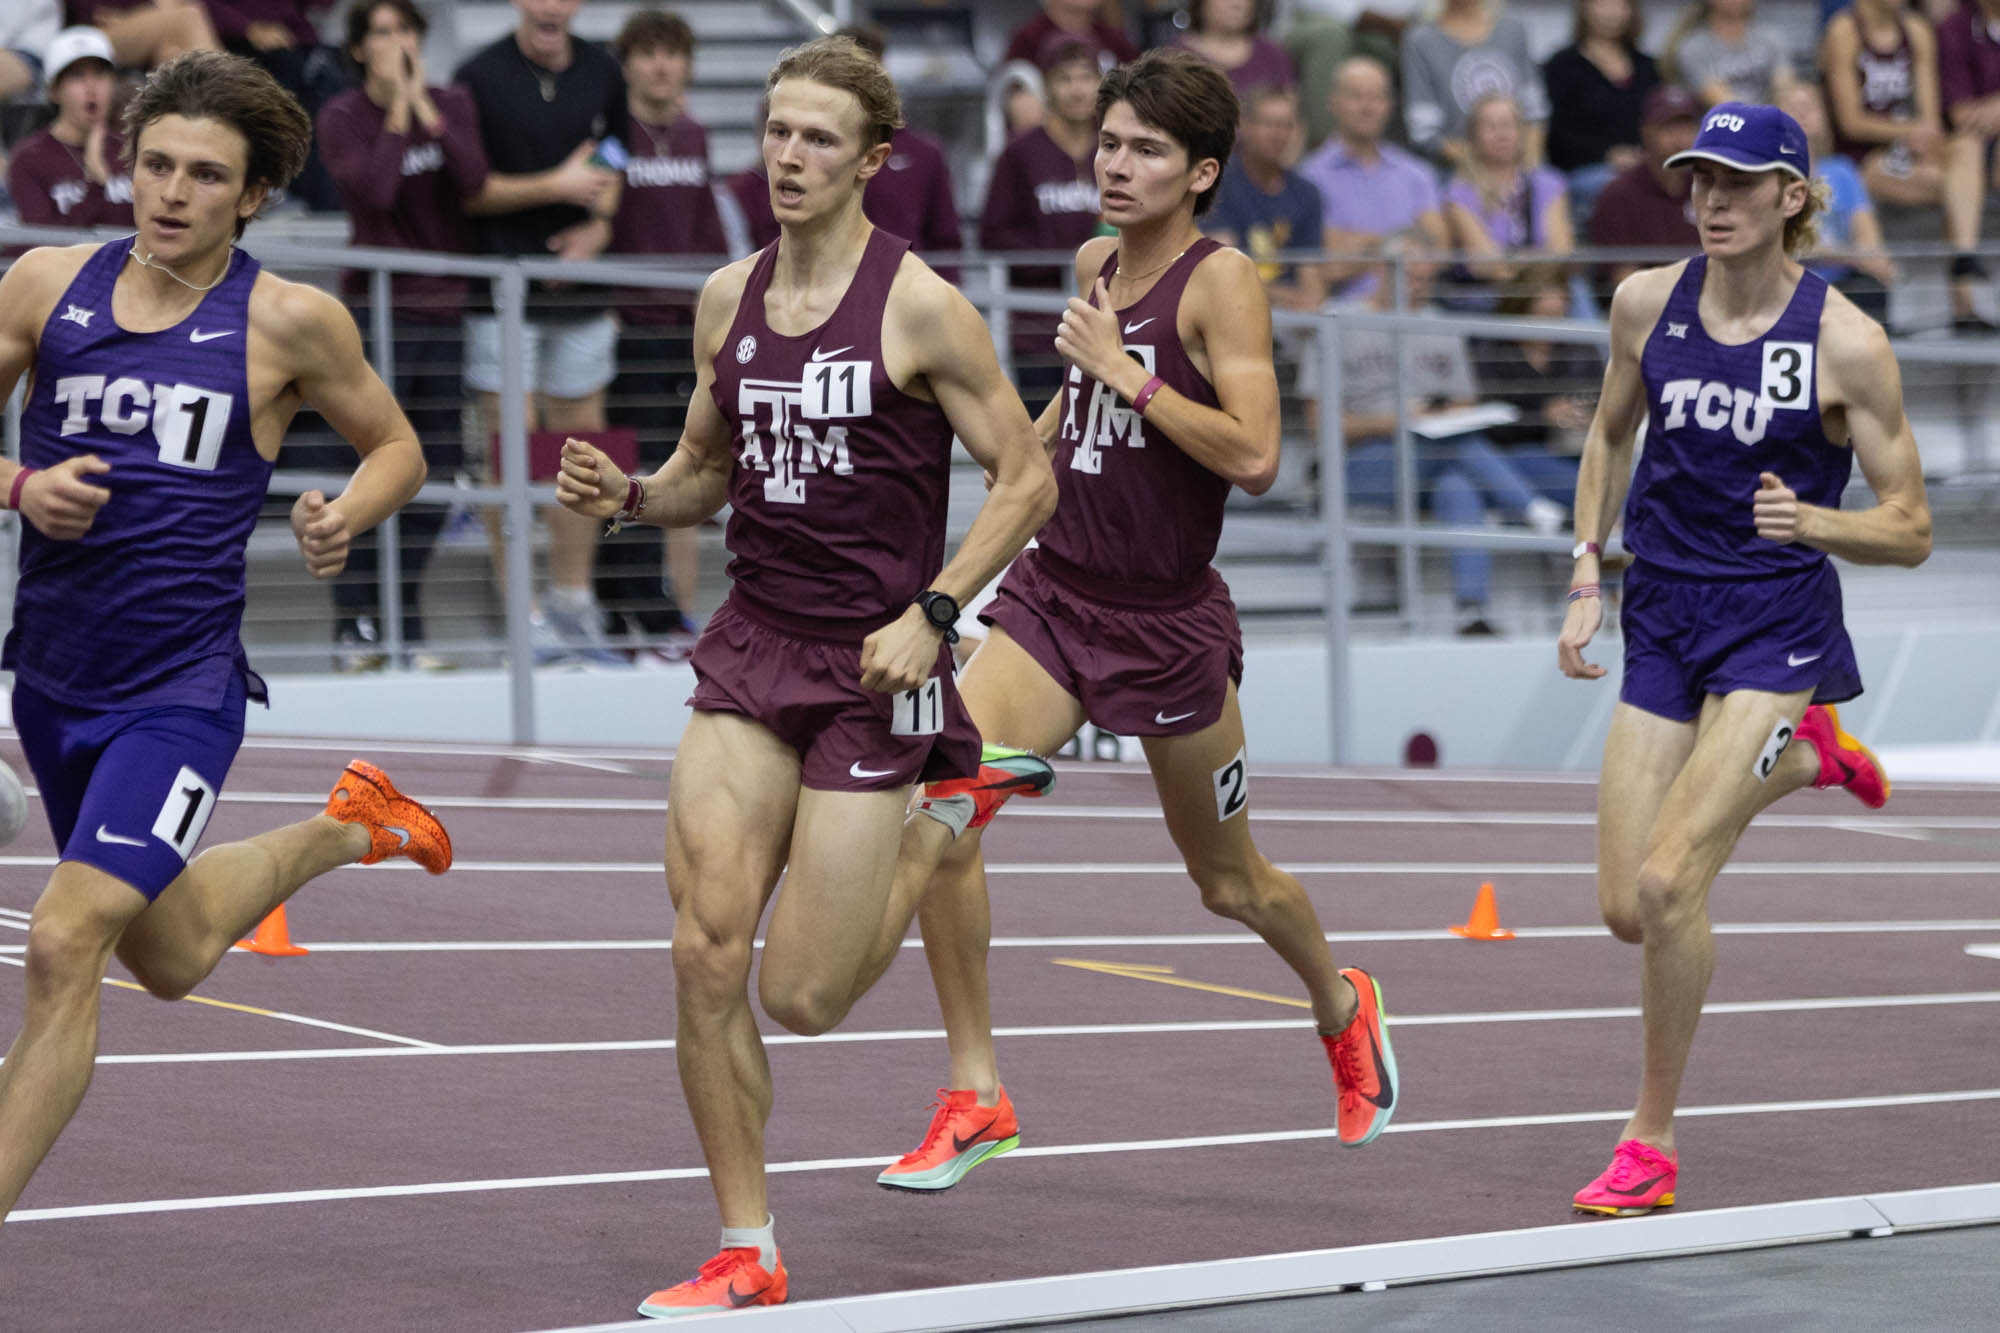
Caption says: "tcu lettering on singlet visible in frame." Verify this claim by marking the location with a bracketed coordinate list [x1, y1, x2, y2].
[734, 355, 870, 503]
[1656, 340, 1813, 447]
[52, 374, 233, 471]
[1060, 342, 1157, 474]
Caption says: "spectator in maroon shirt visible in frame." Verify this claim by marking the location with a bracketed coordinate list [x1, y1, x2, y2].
[1587, 83, 1700, 298]
[980, 31, 1102, 398]
[600, 8, 722, 658]
[205, 0, 347, 208]
[1935, 0, 2000, 330]
[8, 26, 133, 229]
[1004, 0, 1138, 70]
[1175, 0, 1297, 99]
[839, 25, 963, 262]
[67, 0, 219, 69]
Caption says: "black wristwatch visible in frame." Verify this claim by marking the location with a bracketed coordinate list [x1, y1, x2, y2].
[914, 589, 960, 644]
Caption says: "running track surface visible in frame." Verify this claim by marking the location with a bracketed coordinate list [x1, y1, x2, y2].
[2, 738, 1997, 1332]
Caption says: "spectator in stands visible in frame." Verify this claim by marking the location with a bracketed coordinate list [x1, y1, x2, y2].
[840, 25, 963, 261]
[8, 26, 132, 228]
[0, 2, 60, 105]
[720, 97, 777, 253]
[1205, 85, 1328, 314]
[1662, 0, 1797, 106]
[1299, 55, 1448, 297]
[317, 0, 520, 670]
[1400, 0, 1550, 170]
[1588, 83, 1700, 294]
[601, 7, 719, 662]
[66, 0, 219, 69]
[1175, 0, 1296, 98]
[1443, 91, 1573, 307]
[1938, 0, 2000, 329]
[1004, 0, 1139, 70]
[1340, 241, 1570, 636]
[455, 0, 629, 665]
[1780, 81, 1899, 325]
[1542, 0, 1661, 221]
[205, 0, 346, 210]
[1475, 263, 1597, 508]
[978, 31, 1101, 401]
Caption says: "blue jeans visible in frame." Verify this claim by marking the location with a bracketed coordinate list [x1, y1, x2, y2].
[1503, 447, 1580, 510]
[1347, 433, 1545, 607]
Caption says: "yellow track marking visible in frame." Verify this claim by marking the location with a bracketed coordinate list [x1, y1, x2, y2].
[101, 977, 283, 1019]
[1052, 958, 1310, 1009]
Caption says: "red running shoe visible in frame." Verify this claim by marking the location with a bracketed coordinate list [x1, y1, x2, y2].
[1574, 1139, 1678, 1216]
[1323, 967, 1398, 1147]
[636, 1247, 787, 1318]
[877, 1086, 1021, 1191]
[1795, 704, 1890, 809]
[324, 760, 452, 873]
[914, 744, 1054, 834]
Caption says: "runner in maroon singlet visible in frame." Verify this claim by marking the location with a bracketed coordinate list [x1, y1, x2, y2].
[553, 35, 1055, 1317]
[869, 49, 1402, 1200]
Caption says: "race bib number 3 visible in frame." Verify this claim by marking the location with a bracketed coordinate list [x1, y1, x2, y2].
[1760, 341, 1813, 411]
[890, 677, 944, 737]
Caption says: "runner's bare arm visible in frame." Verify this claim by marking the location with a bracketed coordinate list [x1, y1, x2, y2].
[1755, 299, 1930, 566]
[908, 268, 1058, 608]
[0, 246, 115, 538]
[1055, 246, 1281, 493]
[1571, 265, 1675, 573]
[556, 262, 742, 528]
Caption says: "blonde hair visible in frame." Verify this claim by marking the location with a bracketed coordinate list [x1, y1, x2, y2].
[765, 34, 903, 148]
[1783, 176, 1832, 258]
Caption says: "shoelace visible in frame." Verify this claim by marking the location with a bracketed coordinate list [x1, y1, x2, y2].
[896, 1090, 958, 1163]
[1328, 1031, 1365, 1107]
[1609, 1141, 1667, 1185]
[693, 1248, 759, 1283]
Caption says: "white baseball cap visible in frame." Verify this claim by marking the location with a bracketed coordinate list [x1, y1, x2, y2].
[44, 26, 116, 87]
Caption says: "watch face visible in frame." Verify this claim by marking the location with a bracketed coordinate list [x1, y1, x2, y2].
[926, 596, 957, 627]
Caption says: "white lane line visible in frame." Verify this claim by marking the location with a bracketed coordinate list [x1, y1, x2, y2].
[15, 1086, 2000, 1223]
[233, 736, 642, 773]
[45, 990, 2000, 1067]
[1968, 945, 2000, 962]
[10, 918, 2000, 956]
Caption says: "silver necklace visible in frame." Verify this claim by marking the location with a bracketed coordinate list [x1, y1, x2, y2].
[519, 48, 558, 102]
[131, 244, 232, 293]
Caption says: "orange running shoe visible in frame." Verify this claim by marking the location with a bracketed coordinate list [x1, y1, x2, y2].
[914, 744, 1055, 836]
[1323, 967, 1397, 1147]
[1574, 1139, 1678, 1216]
[637, 1247, 786, 1319]
[325, 760, 453, 873]
[1794, 704, 1890, 809]
[876, 1086, 1021, 1191]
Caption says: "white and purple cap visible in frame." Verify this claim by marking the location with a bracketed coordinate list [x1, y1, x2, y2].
[1666, 101, 1810, 179]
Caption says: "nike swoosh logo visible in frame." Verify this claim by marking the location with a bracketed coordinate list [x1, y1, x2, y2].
[1155, 709, 1197, 725]
[1778, 145, 1797, 154]
[94, 825, 148, 847]
[850, 761, 898, 779]
[726, 1281, 766, 1308]
[952, 1117, 1000, 1153]
[810, 345, 854, 361]
[1362, 1024, 1395, 1109]
[1123, 319, 1153, 334]
[1787, 652, 1822, 666]
[386, 826, 411, 849]
[1605, 1172, 1670, 1196]
[188, 328, 236, 343]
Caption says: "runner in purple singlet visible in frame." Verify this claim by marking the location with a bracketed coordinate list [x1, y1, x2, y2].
[0, 52, 451, 1224]
[553, 35, 1056, 1316]
[867, 50, 1402, 1202]
[1561, 103, 1931, 1217]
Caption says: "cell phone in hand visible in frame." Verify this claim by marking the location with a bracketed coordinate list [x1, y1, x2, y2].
[589, 137, 629, 171]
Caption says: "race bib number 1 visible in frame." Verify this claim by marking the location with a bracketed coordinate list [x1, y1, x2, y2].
[150, 764, 218, 861]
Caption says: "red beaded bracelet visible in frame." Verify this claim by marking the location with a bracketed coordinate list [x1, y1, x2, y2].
[1131, 375, 1165, 415]
[8, 467, 36, 512]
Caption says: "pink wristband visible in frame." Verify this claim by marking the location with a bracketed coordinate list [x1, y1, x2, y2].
[1131, 375, 1165, 415]
[8, 467, 35, 512]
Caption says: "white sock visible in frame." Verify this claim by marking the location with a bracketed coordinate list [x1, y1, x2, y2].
[913, 791, 975, 838]
[719, 1214, 777, 1273]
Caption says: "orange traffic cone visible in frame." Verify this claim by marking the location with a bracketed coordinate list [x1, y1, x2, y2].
[1449, 881, 1514, 940]
[236, 905, 309, 957]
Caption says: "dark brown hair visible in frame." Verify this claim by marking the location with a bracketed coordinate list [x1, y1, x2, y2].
[616, 9, 695, 63]
[766, 34, 903, 149]
[1571, 0, 1643, 50]
[344, 0, 426, 59]
[1095, 48, 1237, 216]
[122, 51, 312, 237]
[1190, 0, 1273, 36]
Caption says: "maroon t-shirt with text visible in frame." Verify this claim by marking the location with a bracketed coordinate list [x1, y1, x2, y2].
[7, 129, 133, 229]
[979, 126, 1099, 352]
[316, 85, 489, 320]
[863, 128, 962, 259]
[611, 114, 727, 325]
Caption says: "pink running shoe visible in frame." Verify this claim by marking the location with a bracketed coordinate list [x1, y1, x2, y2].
[1574, 1139, 1678, 1216]
[1795, 704, 1890, 809]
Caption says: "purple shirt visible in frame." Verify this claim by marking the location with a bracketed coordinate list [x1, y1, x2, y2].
[612, 114, 726, 325]
[317, 86, 489, 320]
[1040, 239, 1231, 593]
[6, 128, 133, 229]
[1299, 138, 1440, 236]
[1442, 166, 1567, 250]
[864, 128, 962, 258]
[1937, 6, 2000, 124]
[1173, 33, 1296, 97]
[709, 229, 955, 639]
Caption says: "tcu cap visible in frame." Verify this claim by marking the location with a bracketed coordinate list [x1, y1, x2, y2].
[1666, 102, 1810, 179]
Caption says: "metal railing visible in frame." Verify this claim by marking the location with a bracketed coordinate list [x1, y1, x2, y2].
[4, 224, 1998, 759]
